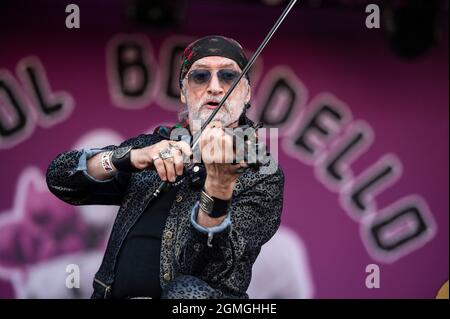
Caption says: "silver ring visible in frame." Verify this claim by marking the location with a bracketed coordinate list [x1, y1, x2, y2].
[152, 155, 161, 162]
[159, 148, 173, 160]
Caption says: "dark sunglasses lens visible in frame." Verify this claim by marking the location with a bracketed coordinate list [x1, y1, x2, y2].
[189, 70, 211, 84]
[218, 70, 240, 84]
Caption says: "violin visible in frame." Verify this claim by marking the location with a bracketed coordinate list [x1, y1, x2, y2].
[170, 120, 269, 190]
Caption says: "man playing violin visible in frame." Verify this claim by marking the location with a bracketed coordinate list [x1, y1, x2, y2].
[46, 35, 284, 299]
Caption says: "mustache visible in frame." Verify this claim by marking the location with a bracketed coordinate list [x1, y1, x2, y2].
[199, 96, 229, 109]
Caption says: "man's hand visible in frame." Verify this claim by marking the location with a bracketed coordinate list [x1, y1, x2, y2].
[196, 121, 247, 227]
[130, 140, 192, 182]
[200, 121, 247, 199]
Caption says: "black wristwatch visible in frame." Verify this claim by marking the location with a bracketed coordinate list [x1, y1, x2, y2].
[199, 189, 231, 218]
[111, 146, 139, 172]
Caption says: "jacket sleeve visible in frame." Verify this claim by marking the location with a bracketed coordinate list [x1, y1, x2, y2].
[177, 166, 285, 298]
[45, 134, 154, 206]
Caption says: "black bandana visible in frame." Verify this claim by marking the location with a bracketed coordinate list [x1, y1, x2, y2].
[179, 35, 249, 87]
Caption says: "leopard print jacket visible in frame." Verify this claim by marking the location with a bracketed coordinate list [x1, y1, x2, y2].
[46, 129, 284, 299]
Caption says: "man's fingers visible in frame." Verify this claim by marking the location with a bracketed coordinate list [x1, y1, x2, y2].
[200, 124, 228, 164]
[173, 149, 184, 176]
[152, 157, 167, 181]
[200, 121, 223, 145]
[145, 140, 193, 181]
[170, 140, 192, 163]
[222, 133, 234, 163]
[162, 156, 176, 182]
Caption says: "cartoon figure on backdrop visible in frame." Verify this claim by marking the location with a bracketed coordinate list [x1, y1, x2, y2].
[247, 226, 314, 299]
[0, 130, 121, 298]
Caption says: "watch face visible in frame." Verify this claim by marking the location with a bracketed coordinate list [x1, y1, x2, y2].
[114, 146, 132, 159]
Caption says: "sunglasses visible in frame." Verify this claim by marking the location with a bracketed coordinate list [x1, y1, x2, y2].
[187, 69, 241, 89]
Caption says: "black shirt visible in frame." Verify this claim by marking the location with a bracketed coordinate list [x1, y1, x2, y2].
[112, 182, 182, 299]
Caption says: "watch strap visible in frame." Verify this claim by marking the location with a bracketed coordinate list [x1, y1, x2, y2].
[199, 189, 231, 218]
[111, 146, 139, 172]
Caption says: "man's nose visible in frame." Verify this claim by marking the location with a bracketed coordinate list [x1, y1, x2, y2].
[207, 73, 224, 95]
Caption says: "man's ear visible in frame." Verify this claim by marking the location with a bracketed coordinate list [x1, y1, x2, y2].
[245, 83, 251, 104]
[180, 87, 186, 104]
[180, 86, 186, 104]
